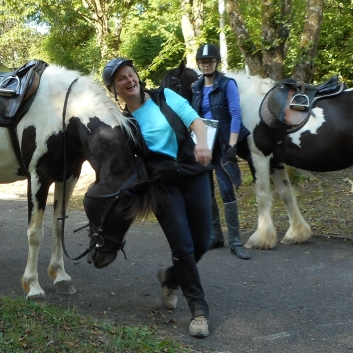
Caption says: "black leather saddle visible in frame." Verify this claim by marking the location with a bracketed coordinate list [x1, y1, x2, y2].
[0, 60, 48, 125]
[260, 75, 346, 133]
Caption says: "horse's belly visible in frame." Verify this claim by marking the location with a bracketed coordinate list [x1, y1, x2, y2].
[0, 129, 25, 183]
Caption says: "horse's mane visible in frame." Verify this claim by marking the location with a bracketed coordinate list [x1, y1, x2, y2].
[225, 70, 275, 96]
[43, 65, 134, 138]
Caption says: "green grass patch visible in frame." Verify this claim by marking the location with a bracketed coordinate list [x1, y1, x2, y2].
[0, 297, 192, 353]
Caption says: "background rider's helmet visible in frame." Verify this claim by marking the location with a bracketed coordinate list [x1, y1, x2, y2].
[195, 44, 221, 62]
[102, 57, 134, 92]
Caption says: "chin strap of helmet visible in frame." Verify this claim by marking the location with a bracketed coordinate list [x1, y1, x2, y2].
[113, 82, 118, 101]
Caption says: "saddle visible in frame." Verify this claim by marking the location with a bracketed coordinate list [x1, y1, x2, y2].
[0, 60, 48, 125]
[260, 75, 346, 133]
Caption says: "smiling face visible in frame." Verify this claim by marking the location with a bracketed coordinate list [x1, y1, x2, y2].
[113, 65, 141, 102]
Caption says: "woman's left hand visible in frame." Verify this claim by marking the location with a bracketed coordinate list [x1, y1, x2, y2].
[194, 144, 212, 166]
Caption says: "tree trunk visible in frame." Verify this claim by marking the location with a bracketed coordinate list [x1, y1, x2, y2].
[219, 0, 228, 71]
[181, 0, 204, 68]
[261, 0, 292, 80]
[291, 0, 324, 82]
[226, 0, 264, 76]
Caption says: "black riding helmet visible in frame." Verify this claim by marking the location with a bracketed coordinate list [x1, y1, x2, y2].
[196, 44, 220, 77]
[102, 57, 145, 103]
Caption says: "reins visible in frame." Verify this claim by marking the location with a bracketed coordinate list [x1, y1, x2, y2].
[57, 78, 86, 260]
[58, 79, 137, 260]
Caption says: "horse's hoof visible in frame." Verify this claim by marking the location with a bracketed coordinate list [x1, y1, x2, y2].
[55, 281, 77, 295]
[27, 293, 47, 304]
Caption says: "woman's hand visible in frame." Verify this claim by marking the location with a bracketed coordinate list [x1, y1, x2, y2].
[190, 118, 212, 166]
[194, 143, 211, 166]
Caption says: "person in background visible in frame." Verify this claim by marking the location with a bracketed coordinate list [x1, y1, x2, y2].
[102, 57, 213, 338]
[191, 43, 251, 260]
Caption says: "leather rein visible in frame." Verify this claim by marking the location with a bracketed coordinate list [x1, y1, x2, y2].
[59, 78, 138, 261]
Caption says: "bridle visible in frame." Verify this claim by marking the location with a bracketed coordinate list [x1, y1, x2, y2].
[83, 172, 139, 260]
[59, 77, 138, 261]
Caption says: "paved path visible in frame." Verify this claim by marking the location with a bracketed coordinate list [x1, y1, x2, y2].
[1, 197, 353, 353]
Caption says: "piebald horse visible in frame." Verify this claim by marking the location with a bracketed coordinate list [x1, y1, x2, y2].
[161, 62, 350, 249]
[0, 62, 156, 299]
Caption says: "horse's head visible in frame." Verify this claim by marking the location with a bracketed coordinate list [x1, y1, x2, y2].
[77, 118, 157, 268]
[160, 60, 199, 103]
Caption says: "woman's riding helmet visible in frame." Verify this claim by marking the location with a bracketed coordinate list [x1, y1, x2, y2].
[102, 57, 145, 104]
[196, 44, 221, 62]
[102, 57, 134, 91]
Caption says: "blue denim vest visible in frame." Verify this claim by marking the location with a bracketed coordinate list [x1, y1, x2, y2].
[191, 72, 249, 188]
[191, 71, 250, 149]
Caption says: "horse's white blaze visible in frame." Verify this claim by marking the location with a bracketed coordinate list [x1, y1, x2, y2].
[289, 107, 325, 147]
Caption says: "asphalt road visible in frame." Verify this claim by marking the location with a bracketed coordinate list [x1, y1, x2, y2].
[1, 197, 353, 353]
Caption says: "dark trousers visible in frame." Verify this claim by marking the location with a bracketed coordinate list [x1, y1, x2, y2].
[155, 172, 211, 260]
[155, 173, 211, 318]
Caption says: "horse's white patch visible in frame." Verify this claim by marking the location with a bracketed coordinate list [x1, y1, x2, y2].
[225, 71, 273, 133]
[289, 107, 325, 147]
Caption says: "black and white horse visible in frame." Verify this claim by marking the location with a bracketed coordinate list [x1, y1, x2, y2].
[0, 63, 156, 299]
[162, 62, 352, 250]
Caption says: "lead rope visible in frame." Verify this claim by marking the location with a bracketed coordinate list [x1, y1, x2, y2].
[57, 78, 87, 260]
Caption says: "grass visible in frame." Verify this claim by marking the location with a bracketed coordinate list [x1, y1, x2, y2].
[0, 297, 194, 353]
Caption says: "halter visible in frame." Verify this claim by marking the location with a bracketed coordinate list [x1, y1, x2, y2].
[59, 78, 138, 261]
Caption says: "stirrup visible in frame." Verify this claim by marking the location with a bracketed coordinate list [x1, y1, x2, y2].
[289, 93, 309, 111]
[0, 76, 20, 97]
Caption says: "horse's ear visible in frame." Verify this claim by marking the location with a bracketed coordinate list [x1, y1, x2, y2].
[179, 60, 186, 71]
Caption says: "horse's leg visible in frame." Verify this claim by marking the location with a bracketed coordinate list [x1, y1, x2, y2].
[22, 209, 47, 300]
[245, 153, 277, 249]
[48, 178, 78, 295]
[271, 165, 311, 244]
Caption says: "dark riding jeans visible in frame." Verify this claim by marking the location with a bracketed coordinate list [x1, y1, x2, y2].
[155, 172, 212, 261]
[210, 142, 236, 203]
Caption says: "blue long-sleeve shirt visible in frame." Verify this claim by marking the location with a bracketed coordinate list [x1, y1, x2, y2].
[200, 79, 241, 134]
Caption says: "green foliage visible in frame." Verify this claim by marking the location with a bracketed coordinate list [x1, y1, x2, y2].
[0, 296, 192, 353]
[34, 8, 100, 74]
[119, 3, 186, 87]
[314, 0, 353, 85]
[3, 0, 353, 86]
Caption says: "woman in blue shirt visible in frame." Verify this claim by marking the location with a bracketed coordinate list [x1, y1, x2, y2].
[102, 57, 212, 338]
[192, 44, 250, 260]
